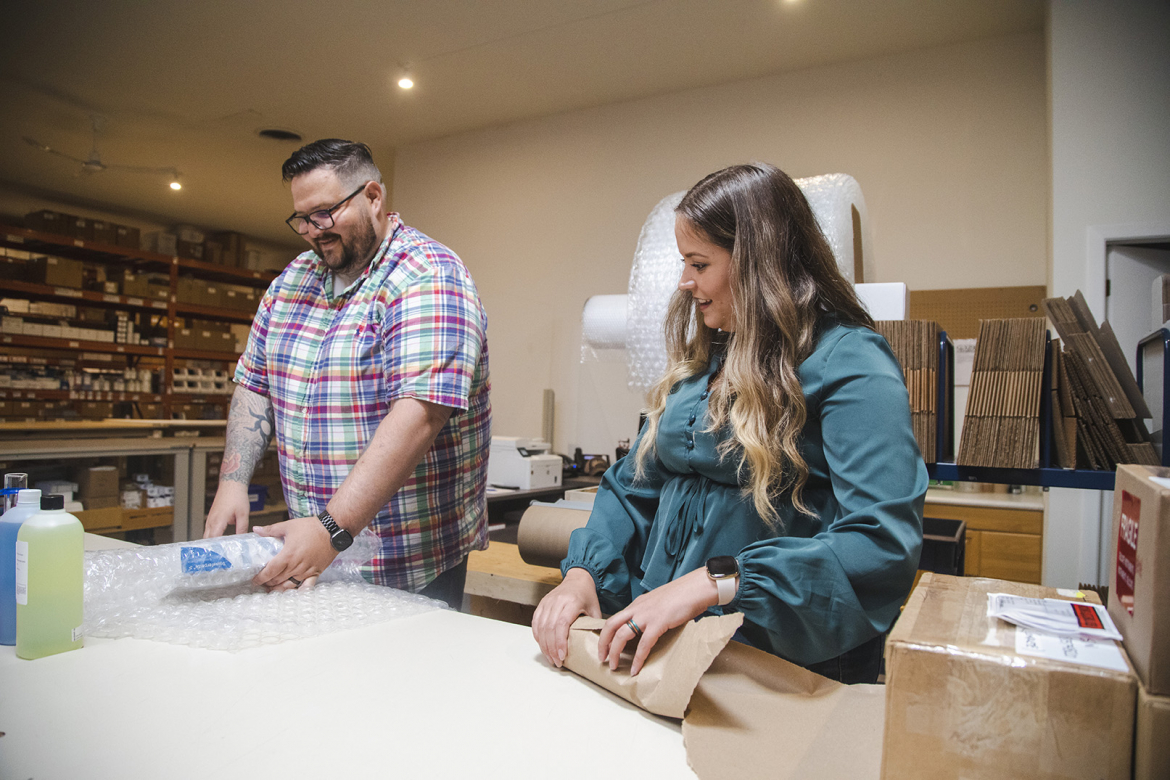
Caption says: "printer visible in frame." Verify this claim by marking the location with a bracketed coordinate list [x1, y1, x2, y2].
[488, 436, 562, 490]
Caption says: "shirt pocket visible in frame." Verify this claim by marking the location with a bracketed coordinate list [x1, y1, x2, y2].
[316, 307, 384, 410]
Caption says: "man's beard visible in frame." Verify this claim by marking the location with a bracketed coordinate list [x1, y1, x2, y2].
[315, 212, 379, 278]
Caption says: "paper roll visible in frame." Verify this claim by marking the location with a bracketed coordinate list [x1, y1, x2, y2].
[581, 294, 629, 350]
[516, 504, 591, 568]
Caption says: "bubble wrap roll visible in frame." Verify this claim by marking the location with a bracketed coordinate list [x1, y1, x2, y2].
[82, 531, 443, 652]
[625, 174, 869, 390]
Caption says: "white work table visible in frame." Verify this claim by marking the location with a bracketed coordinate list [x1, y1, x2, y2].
[0, 608, 692, 778]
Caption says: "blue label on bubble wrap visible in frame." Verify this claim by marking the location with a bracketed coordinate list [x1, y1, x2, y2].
[181, 546, 233, 573]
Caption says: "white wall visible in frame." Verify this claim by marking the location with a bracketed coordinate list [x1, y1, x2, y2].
[1046, 0, 1170, 588]
[395, 33, 1048, 456]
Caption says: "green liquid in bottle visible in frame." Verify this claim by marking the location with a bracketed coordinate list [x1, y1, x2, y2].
[15, 499, 84, 660]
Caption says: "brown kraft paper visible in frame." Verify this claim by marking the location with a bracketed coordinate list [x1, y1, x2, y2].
[516, 504, 590, 568]
[684, 639, 885, 780]
[563, 613, 744, 718]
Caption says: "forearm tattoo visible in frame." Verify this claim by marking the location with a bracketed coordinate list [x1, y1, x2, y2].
[220, 387, 275, 486]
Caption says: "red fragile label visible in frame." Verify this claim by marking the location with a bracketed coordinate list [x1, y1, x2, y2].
[1071, 602, 1104, 630]
[1115, 490, 1140, 616]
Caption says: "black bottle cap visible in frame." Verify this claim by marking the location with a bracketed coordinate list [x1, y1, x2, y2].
[41, 494, 65, 511]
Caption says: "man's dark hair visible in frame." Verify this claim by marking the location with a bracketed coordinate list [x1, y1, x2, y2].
[281, 139, 383, 188]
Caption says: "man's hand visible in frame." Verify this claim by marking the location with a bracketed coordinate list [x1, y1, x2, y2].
[531, 568, 602, 668]
[252, 515, 338, 591]
[204, 482, 252, 537]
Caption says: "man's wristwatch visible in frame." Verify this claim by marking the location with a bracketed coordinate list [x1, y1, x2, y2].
[706, 556, 740, 606]
[318, 510, 354, 552]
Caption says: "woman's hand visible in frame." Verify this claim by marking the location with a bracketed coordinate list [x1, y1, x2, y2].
[597, 567, 720, 676]
[532, 567, 602, 668]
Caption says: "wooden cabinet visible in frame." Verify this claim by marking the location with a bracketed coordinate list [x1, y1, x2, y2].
[923, 492, 1044, 584]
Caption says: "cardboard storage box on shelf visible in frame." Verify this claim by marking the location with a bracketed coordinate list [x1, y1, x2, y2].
[74, 465, 119, 500]
[24, 209, 72, 236]
[209, 231, 245, 267]
[90, 220, 118, 245]
[115, 224, 140, 248]
[1108, 464, 1170, 695]
[122, 270, 170, 301]
[26, 255, 84, 288]
[881, 573, 1136, 779]
[1136, 683, 1170, 780]
[142, 231, 178, 257]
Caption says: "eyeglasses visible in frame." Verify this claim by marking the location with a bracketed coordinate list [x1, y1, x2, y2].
[285, 184, 368, 235]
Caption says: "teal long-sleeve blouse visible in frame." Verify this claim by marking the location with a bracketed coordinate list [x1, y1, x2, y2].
[562, 322, 928, 666]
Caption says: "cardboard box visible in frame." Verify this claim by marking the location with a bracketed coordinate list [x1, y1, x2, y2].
[67, 215, 92, 241]
[26, 256, 84, 288]
[115, 224, 140, 249]
[74, 506, 121, 533]
[882, 573, 1136, 779]
[122, 271, 170, 301]
[24, 210, 70, 236]
[1136, 683, 1170, 780]
[209, 231, 245, 267]
[90, 220, 117, 245]
[176, 239, 203, 261]
[142, 231, 177, 256]
[1108, 464, 1170, 694]
[74, 465, 120, 499]
[83, 496, 120, 510]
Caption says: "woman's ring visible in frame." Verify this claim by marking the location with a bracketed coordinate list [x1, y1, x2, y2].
[626, 619, 643, 637]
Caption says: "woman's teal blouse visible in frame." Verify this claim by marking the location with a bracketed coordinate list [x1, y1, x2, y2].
[562, 323, 928, 665]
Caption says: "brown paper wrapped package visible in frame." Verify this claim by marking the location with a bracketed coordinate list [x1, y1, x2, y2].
[563, 613, 885, 779]
[564, 613, 744, 718]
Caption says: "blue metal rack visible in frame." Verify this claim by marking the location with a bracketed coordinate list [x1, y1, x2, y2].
[924, 327, 1162, 492]
[1135, 327, 1169, 467]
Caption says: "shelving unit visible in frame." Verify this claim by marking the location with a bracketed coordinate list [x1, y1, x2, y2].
[924, 329, 1158, 492]
[0, 225, 281, 423]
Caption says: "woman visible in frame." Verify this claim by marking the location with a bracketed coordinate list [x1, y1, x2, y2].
[532, 163, 927, 684]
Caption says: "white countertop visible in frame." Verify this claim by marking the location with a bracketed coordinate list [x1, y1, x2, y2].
[0, 609, 692, 779]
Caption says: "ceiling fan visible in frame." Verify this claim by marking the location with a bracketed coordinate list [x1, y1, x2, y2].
[23, 114, 180, 183]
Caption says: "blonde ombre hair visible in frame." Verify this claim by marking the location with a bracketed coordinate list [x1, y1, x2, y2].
[635, 164, 874, 526]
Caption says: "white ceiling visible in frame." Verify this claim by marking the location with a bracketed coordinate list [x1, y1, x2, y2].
[0, 0, 1043, 247]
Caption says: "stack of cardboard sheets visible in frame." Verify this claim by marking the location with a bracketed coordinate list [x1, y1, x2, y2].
[1042, 292, 1157, 469]
[875, 320, 941, 463]
[956, 318, 1047, 469]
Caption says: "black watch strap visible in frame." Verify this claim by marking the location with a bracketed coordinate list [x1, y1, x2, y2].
[318, 510, 353, 551]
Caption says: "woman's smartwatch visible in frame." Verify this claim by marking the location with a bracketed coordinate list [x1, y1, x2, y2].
[318, 510, 354, 552]
[706, 555, 739, 606]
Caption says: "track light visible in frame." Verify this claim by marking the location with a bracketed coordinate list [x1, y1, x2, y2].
[397, 65, 414, 90]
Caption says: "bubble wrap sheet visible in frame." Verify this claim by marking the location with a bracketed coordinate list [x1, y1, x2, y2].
[84, 533, 443, 652]
[624, 174, 869, 390]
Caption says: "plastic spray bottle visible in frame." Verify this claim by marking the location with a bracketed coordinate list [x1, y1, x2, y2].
[1, 488, 42, 645]
[15, 493, 84, 660]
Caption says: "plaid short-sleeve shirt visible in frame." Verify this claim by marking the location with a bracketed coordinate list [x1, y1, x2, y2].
[235, 214, 491, 591]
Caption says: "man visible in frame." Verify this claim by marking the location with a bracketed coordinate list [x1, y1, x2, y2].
[204, 139, 491, 608]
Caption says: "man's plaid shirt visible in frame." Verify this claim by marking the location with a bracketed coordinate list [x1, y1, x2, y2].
[235, 214, 491, 590]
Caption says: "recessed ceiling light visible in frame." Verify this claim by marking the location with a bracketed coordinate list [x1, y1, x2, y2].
[257, 128, 303, 142]
[170, 180, 182, 191]
[398, 76, 414, 90]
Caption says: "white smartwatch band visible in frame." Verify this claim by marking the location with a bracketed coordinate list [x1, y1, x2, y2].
[715, 575, 738, 606]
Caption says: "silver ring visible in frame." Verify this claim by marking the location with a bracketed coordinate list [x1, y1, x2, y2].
[288, 576, 302, 587]
[626, 619, 643, 638]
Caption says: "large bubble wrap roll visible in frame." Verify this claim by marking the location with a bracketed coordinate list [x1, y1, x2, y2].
[623, 174, 869, 390]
